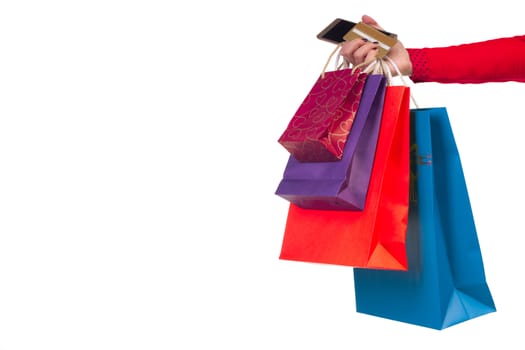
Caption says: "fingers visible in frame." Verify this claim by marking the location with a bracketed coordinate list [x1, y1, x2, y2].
[363, 47, 380, 65]
[340, 39, 379, 66]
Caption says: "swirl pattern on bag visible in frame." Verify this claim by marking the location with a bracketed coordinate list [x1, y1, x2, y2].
[278, 69, 367, 162]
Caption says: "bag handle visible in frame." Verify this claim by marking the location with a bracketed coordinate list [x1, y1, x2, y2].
[384, 56, 420, 108]
[320, 43, 369, 77]
[320, 43, 389, 77]
[320, 44, 420, 108]
[320, 43, 346, 78]
[359, 56, 419, 108]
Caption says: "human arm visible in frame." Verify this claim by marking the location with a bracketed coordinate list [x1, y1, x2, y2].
[407, 36, 525, 83]
[340, 15, 525, 83]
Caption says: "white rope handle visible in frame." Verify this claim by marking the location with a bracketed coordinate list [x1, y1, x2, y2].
[321, 45, 420, 108]
[335, 46, 347, 70]
[384, 56, 420, 108]
[383, 56, 409, 86]
[320, 43, 343, 78]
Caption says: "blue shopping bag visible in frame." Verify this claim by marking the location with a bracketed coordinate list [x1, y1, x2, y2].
[353, 107, 496, 330]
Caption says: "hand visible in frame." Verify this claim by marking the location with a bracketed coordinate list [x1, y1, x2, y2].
[339, 15, 413, 76]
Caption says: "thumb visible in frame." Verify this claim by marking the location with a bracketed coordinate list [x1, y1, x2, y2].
[361, 15, 384, 30]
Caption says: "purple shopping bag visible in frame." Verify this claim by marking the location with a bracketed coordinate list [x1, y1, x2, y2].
[275, 74, 386, 210]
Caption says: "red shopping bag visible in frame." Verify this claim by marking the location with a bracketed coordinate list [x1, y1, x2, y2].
[279, 85, 411, 270]
[278, 68, 367, 162]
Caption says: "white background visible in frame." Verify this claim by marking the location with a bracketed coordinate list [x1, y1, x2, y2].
[0, 1, 523, 349]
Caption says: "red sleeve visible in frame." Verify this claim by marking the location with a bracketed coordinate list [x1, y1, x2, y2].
[407, 35, 525, 83]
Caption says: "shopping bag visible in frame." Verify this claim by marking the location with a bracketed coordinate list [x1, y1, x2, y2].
[275, 74, 386, 210]
[279, 85, 410, 269]
[353, 107, 496, 329]
[278, 68, 367, 162]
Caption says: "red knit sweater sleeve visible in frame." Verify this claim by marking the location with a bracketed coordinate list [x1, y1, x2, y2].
[407, 35, 525, 83]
